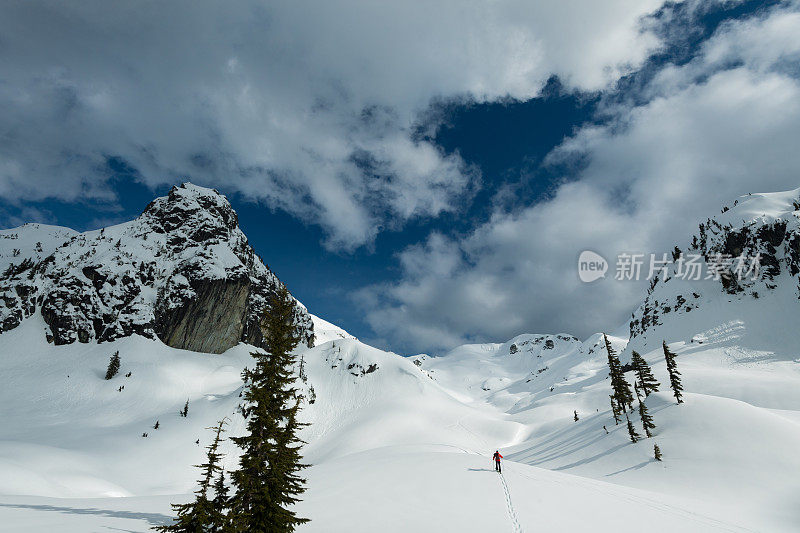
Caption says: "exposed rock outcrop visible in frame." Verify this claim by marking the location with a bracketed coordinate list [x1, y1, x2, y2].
[629, 189, 800, 340]
[0, 183, 314, 353]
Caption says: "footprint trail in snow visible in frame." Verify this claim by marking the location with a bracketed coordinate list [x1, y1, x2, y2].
[498, 471, 522, 533]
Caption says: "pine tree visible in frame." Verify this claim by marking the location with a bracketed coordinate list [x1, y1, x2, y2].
[153, 420, 160, 430]
[105, 351, 121, 380]
[662, 341, 684, 404]
[156, 420, 228, 532]
[654, 443, 663, 461]
[604, 334, 634, 412]
[180, 399, 189, 418]
[211, 470, 231, 532]
[229, 286, 309, 532]
[573, 410, 579, 422]
[638, 399, 656, 438]
[631, 350, 660, 397]
[610, 395, 621, 425]
[626, 414, 640, 443]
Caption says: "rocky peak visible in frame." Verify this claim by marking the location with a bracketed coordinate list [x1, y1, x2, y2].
[629, 188, 800, 340]
[0, 183, 314, 353]
[142, 183, 240, 237]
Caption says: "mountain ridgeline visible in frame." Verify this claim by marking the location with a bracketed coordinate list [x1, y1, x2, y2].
[629, 189, 800, 344]
[0, 183, 314, 353]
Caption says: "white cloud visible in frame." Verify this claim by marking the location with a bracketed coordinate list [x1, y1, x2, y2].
[0, 0, 665, 247]
[359, 1, 800, 352]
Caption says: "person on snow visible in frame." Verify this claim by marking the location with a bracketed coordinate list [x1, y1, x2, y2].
[493, 450, 503, 473]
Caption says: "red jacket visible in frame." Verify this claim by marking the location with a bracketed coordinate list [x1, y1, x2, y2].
[493, 452, 503, 461]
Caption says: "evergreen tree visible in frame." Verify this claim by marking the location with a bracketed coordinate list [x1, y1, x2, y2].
[610, 395, 621, 425]
[155, 420, 228, 532]
[573, 410, 579, 422]
[654, 443, 663, 461]
[211, 470, 231, 532]
[631, 350, 660, 397]
[105, 351, 121, 380]
[662, 341, 684, 404]
[180, 399, 189, 418]
[604, 334, 634, 412]
[229, 286, 309, 532]
[638, 399, 656, 438]
[153, 420, 160, 430]
[625, 414, 640, 443]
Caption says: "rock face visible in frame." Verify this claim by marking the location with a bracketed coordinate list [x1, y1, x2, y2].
[629, 189, 800, 340]
[0, 183, 314, 353]
[155, 277, 251, 354]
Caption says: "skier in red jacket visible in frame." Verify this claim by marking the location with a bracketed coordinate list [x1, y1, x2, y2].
[493, 450, 503, 473]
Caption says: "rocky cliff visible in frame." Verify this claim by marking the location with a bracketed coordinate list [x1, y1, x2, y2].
[629, 188, 800, 341]
[0, 183, 314, 353]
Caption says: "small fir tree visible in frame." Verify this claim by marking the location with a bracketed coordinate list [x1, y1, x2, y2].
[229, 286, 310, 532]
[626, 414, 640, 443]
[180, 399, 189, 418]
[604, 334, 634, 411]
[212, 470, 230, 529]
[153, 420, 160, 430]
[662, 341, 684, 404]
[573, 410, 579, 422]
[209, 470, 231, 533]
[105, 351, 121, 380]
[631, 350, 660, 397]
[610, 395, 621, 425]
[638, 399, 656, 438]
[156, 420, 228, 532]
[654, 443, 663, 461]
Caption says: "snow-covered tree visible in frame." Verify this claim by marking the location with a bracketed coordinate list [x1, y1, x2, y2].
[654, 443, 663, 461]
[573, 410, 579, 422]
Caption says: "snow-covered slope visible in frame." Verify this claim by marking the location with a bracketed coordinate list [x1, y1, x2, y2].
[0, 223, 78, 273]
[2, 188, 800, 532]
[309, 313, 357, 345]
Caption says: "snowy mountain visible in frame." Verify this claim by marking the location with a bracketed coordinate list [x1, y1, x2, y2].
[0, 183, 314, 353]
[1, 187, 799, 532]
[629, 188, 800, 351]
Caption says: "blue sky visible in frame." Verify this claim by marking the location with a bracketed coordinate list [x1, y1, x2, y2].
[1, 0, 798, 353]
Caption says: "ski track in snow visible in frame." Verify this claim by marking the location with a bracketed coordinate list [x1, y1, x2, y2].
[498, 471, 522, 533]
